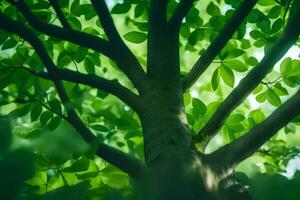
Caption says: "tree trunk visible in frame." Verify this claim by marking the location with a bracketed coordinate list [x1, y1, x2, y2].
[135, 82, 249, 199]
[132, 56, 251, 199]
[134, 18, 249, 198]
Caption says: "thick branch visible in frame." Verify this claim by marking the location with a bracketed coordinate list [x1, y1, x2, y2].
[90, 0, 148, 92]
[55, 81, 147, 179]
[194, 8, 300, 149]
[6, 0, 114, 58]
[48, 0, 71, 29]
[0, 66, 141, 111]
[210, 90, 300, 168]
[147, 0, 182, 80]
[90, 0, 123, 44]
[7, 0, 148, 92]
[168, 0, 195, 30]
[149, 0, 168, 27]
[0, 12, 147, 179]
[182, 0, 258, 90]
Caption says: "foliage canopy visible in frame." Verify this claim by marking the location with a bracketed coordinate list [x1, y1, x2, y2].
[0, 0, 300, 199]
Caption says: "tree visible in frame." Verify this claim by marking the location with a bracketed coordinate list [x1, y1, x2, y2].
[0, 0, 300, 199]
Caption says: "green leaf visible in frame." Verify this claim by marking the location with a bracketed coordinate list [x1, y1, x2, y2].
[40, 111, 53, 125]
[210, 15, 226, 30]
[256, 91, 268, 103]
[257, 19, 271, 34]
[267, 89, 281, 106]
[111, 3, 131, 14]
[48, 116, 62, 131]
[227, 114, 245, 126]
[186, 7, 203, 28]
[0, 30, 9, 45]
[74, 47, 88, 63]
[271, 18, 283, 34]
[49, 99, 62, 114]
[123, 31, 147, 43]
[134, 3, 144, 18]
[250, 109, 265, 124]
[84, 57, 95, 74]
[223, 49, 245, 60]
[250, 30, 265, 39]
[268, 6, 282, 19]
[280, 57, 292, 75]
[220, 65, 235, 87]
[192, 98, 207, 117]
[280, 58, 300, 87]
[1, 38, 18, 50]
[17, 104, 32, 117]
[16, 46, 29, 58]
[188, 29, 203, 46]
[241, 39, 251, 49]
[207, 2, 220, 16]
[87, 54, 101, 66]
[57, 53, 72, 67]
[247, 57, 259, 66]
[274, 83, 289, 96]
[247, 9, 266, 23]
[226, 60, 247, 72]
[180, 24, 190, 38]
[225, 0, 240, 8]
[253, 84, 264, 94]
[75, 171, 99, 180]
[253, 39, 266, 47]
[211, 68, 220, 91]
[258, 0, 275, 6]
[31, 1, 51, 9]
[63, 157, 89, 172]
[183, 92, 191, 106]
[90, 124, 109, 132]
[31, 104, 43, 122]
[32, 10, 52, 23]
[68, 16, 82, 30]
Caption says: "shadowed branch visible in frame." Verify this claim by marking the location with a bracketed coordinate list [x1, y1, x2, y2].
[7, 0, 148, 92]
[90, 0, 148, 92]
[193, 5, 300, 150]
[168, 0, 195, 30]
[182, 0, 258, 90]
[0, 66, 141, 111]
[0, 12, 147, 179]
[210, 90, 300, 168]
[48, 0, 71, 29]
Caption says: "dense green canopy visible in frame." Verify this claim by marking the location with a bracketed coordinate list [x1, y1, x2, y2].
[0, 0, 300, 199]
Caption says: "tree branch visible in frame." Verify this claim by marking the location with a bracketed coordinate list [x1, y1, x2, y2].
[0, 12, 147, 179]
[0, 66, 141, 112]
[0, 96, 69, 121]
[210, 89, 300, 168]
[56, 80, 148, 179]
[48, 0, 71, 29]
[193, 7, 300, 150]
[90, 0, 123, 44]
[149, 0, 168, 27]
[90, 0, 149, 92]
[0, 66, 49, 79]
[6, 0, 114, 59]
[168, 0, 195, 30]
[182, 0, 258, 90]
[147, 0, 182, 79]
[7, 0, 149, 92]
